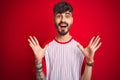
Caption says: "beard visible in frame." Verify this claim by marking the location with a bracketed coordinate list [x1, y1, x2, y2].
[56, 21, 71, 35]
[58, 29, 69, 35]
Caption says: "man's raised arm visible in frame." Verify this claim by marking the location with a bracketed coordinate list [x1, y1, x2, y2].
[28, 36, 48, 80]
[78, 36, 102, 80]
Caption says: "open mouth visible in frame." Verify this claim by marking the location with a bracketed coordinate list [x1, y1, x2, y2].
[59, 22, 68, 28]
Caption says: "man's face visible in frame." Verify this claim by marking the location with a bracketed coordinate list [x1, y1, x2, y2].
[54, 11, 73, 35]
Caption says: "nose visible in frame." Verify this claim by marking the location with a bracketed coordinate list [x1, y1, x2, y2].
[61, 16, 65, 22]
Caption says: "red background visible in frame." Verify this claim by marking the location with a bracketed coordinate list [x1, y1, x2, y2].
[0, 0, 120, 80]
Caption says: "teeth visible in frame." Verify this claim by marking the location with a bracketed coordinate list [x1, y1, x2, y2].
[60, 23, 67, 26]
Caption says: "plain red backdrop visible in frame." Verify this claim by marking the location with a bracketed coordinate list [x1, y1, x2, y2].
[0, 0, 120, 80]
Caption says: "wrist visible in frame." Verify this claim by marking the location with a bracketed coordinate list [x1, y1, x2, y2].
[86, 61, 94, 67]
[86, 57, 94, 63]
[35, 61, 42, 71]
[35, 57, 42, 64]
[86, 58, 94, 67]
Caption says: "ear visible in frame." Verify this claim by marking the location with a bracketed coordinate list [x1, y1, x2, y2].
[53, 17, 57, 28]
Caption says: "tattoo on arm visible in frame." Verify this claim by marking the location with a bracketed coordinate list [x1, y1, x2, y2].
[36, 62, 46, 80]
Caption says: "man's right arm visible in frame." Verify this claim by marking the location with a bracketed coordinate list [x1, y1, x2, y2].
[28, 36, 48, 80]
[36, 61, 46, 80]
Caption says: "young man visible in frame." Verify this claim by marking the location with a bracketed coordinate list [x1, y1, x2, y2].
[28, 1, 102, 80]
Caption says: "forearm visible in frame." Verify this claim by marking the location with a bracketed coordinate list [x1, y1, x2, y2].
[36, 61, 46, 80]
[81, 59, 94, 80]
[81, 64, 92, 80]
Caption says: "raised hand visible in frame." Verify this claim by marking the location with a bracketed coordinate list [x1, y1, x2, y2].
[78, 36, 102, 63]
[28, 36, 48, 63]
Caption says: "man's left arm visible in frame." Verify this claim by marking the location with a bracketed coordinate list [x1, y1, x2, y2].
[80, 58, 94, 80]
[78, 36, 102, 80]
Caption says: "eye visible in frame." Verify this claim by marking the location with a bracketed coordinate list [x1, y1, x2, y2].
[56, 14, 61, 18]
[65, 14, 70, 18]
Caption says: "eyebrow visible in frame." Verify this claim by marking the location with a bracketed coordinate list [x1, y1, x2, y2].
[65, 12, 72, 15]
[55, 12, 72, 16]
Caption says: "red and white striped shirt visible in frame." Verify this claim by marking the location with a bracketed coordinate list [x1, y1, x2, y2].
[44, 38, 84, 80]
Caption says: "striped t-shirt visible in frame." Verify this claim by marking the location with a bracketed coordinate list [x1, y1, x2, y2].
[44, 38, 84, 80]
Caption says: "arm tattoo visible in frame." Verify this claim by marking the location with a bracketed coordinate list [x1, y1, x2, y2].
[36, 62, 46, 80]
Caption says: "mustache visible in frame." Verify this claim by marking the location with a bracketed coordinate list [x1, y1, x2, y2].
[58, 22, 68, 27]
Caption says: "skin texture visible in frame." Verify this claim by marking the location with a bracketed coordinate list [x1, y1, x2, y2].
[28, 10, 102, 80]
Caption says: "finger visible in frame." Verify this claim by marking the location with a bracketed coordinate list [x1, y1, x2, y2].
[28, 39, 34, 48]
[28, 38, 34, 46]
[28, 38, 32, 44]
[29, 36, 36, 46]
[94, 42, 102, 52]
[92, 35, 99, 46]
[33, 36, 39, 45]
[89, 36, 95, 46]
[43, 44, 49, 51]
[93, 37, 101, 48]
[29, 43, 34, 49]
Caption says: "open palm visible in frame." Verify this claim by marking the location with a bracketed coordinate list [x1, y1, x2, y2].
[78, 36, 102, 62]
[28, 36, 48, 63]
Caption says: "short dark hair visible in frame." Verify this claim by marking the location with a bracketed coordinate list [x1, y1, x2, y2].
[53, 1, 73, 14]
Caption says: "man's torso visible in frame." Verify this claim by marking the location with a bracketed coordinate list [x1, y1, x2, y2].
[44, 38, 84, 80]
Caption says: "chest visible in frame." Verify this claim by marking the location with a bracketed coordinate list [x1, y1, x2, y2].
[47, 43, 82, 66]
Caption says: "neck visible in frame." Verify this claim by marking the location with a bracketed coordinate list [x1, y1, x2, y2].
[55, 32, 72, 42]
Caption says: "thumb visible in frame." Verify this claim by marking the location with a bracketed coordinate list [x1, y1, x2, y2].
[43, 44, 49, 51]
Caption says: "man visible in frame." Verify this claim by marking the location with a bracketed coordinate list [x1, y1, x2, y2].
[28, 1, 102, 80]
